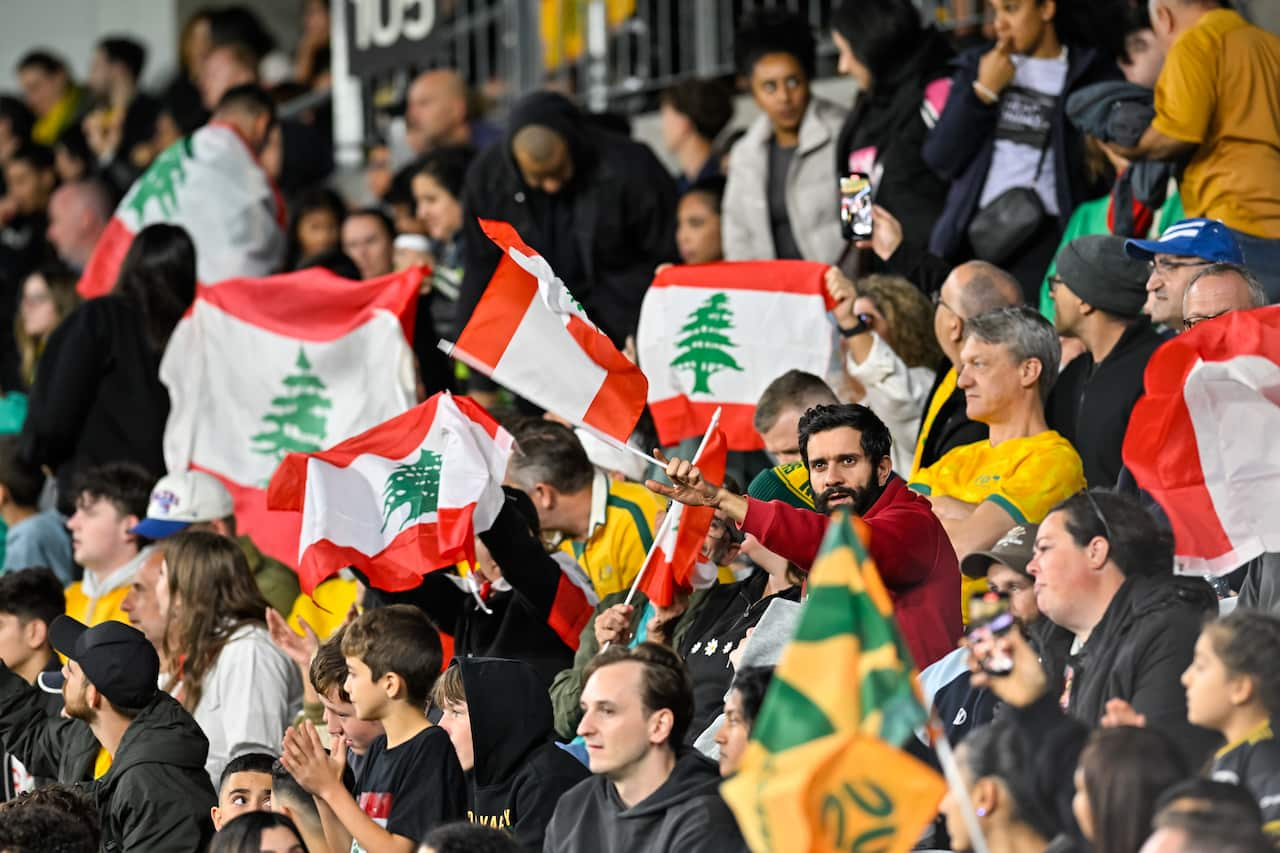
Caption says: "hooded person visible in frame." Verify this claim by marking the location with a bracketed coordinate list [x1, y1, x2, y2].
[433, 658, 589, 851]
[451, 91, 678, 347]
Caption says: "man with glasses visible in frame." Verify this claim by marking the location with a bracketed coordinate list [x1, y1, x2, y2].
[1181, 263, 1268, 331]
[1124, 218, 1244, 333]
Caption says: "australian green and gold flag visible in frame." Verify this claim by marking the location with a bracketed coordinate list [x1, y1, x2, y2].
[721, 509, 946, 853]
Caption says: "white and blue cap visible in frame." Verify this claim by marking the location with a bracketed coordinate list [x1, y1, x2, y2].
[1124, 218, 1244, 264]
[130, 470, 235, 539]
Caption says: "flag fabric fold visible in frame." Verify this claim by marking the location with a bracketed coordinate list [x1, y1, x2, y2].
[721, 509, 945, 853]
[78, 123, 285, 298]
[448, 219, 648, 443]
[636, 261, 837, 450]
[161, 266, 421, 568]
[1122, 306, 1280, 576]
[268, 393, 514, 594]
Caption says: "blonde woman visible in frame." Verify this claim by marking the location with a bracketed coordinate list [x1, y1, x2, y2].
[15, 264, 79, 388]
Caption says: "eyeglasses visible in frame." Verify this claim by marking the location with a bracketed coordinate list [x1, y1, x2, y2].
[1147, 257, 1210, 276]
[931, 291, 956, 314]
[1183, 309, 1232, 331]
[1083, 490, 1115, 546]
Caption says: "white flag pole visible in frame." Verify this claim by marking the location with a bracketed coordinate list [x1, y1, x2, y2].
[931, 712, 991, 853]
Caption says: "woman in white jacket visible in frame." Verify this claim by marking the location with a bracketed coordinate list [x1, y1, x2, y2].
[722, 9, 849, 266]
[827, 270, 942, 474]
[157, 530, 302, 787]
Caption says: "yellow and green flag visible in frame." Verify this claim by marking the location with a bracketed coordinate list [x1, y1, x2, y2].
[721, 509, 946, 853]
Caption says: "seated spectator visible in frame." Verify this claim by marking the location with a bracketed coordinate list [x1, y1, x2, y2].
[1074, 727, 1190, 853]
[675, 176, 727, 265]
[0, 96, 34, 168]
[544, 642, 747, 852]
[306, 628, 384, 773]
[0, 437, 72, 581]
[1111, 0, 1280, 302]
[0, 783, 100, 848]
[1143, 809, 1275, 853]
[271, 758, 327, 853]
[16, 51, 82, 146]
[43, 178, 113, 272]
[1124, 218, 1245, 332]
[341, 207, 395, 281]
[1181, 263, 1268, 332]
[432, 658, 589, 849]
[285, 187, 345, 270]
[506, 421, 662, 598]
[62, 462, 154, 626]
[15, 264, 79, 390]
[157, 531, 302, 786]
[423, 822, 522, 853]
[722, 9, 847, 266]
[0, 144, 56, 281]
[658, 78, 734, 193]
[199, 42, 258, 111]
[912, 261, 1023, 478]
[21, 223, 195, 508]
[209, 811, 308, 853]
[0, 800, 97, 853]
[1182, 610, 1280, 837]
[212, 752, 276, 830]
[939, 720, 1058, 853]
[910, 307, 1083, 592]
[0, 617, 215, 849]
[52, 124, 94, 183]
[82, 36, 161, 191]
[403, 69, 499, 157]
[923, 0, 1118, 298]
[653, 403, 962, 668]
[827, 270, 942, 473]
[131, 469, 300, 617]
[281, 605, 467, 851]
[0, 567, 63, 800]
[714, 665, 774, 776]
[1027, 490, 1219, 763]
[120, 546, 167, 665]
[1049, 235, 1164, 486]
[752, 370, 838, 466]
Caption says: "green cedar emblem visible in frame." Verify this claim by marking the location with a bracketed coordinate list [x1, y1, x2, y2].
[670, 292, 743, 394]
[251, 348, 332, 462]
[381, 449, 443, 532]
[126, 136, 193, 221]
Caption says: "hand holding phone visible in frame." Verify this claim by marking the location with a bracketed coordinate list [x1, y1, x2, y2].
[968, 591, 1015, 675]
[840, 172, 874, 241]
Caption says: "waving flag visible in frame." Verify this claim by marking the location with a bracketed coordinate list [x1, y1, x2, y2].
[445, 219, 648, 443]
[78, 123, 285, 298]
[638, 426, 727, 607]
[1123, 306, 1280, 576]
[637, 261, 836, 450]
[161, 267, 421, 568]
[268, 394, 513, 594]
[721, 510, 945, 853]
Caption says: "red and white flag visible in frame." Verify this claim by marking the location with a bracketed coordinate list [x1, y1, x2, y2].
[446, 219, 648, 443]
[160, 267, 421, 569]
[636, 261, 836, 450]
[638, 427, 728, 607]
[1123, 307, 1280, 576]
[268, 393, 514, 594]
[78, 123, 285, 298]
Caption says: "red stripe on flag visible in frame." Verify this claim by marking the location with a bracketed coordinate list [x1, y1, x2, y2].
[566, 315, 649, 442]
[77, 217, 135, 298]
[454, 258, 537, 367]
[651, 260, 836, 307]
[649, 398, 762, 451]
[547, 573, 594, 651]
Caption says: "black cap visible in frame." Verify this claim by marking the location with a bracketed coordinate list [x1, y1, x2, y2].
[40, 616, 159, 709]
[1056, 235, 1150, 318]
[961, 524, 1038, 579]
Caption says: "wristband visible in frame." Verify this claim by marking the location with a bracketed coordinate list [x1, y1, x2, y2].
[972, 80, 999, 105]
[839, 314, 873, 338]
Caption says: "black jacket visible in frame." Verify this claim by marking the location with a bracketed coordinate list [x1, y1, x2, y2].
[454, 92, 678, 346]
[923, 45, 1119, 260]
[1047, 319, 1164, 487]
[543, 748, 747, 853]
[19, 295, 169, 512]
[0, 664, 215, 852]
[457, 658, 589, 851]
[915, 362, 988, 473]
[835, 27, 954, 266]
[1040, 573, 1221, 766]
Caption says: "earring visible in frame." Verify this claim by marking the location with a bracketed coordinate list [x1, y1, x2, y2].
[976, 808, 988, 817]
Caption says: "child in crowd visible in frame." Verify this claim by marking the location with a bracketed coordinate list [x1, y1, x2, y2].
[211, 752, 275, 831]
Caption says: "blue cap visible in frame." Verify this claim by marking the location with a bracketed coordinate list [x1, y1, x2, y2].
[129, 517, 193, 539]
[1124, 218, 1244, 264]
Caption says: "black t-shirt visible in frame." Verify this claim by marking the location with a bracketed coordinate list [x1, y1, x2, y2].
[352, 725, 467, 849]
[766, 139, 803, 260]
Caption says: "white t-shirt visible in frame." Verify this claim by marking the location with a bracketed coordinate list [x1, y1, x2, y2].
[978, 49, 1070, 215]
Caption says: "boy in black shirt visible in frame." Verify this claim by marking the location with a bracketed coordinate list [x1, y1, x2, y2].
[281, 604, 467, 853]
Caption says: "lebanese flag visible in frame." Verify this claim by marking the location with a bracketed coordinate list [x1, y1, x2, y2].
[446, 219, 648, 443]
[637, 262, 836, 450]
[78, 123, 285, 298]
[160, 267, 421, 569]
[1122, 306, 1280, 576]
[268, 393, 513, 594]
[639, 427, 728, 607]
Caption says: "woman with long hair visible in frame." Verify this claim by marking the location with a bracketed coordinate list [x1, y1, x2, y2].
[210, 811, 308, 853]
[15, 263, 79, 389]
[1073, 726, 1190, 853]
[159, 530, 301, 788]
[20, 223, 195, 510]
[285, 187, 345, 270]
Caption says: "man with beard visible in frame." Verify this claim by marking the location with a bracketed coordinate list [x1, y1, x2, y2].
[0, 616, 215, 850]
[649, 403, 960, 668]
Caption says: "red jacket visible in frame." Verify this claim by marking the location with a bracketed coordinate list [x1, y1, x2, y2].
[740, 475, 961, 668]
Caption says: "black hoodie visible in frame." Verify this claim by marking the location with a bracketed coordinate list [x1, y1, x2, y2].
[456, 658, 588, 851]
[543, 749, 747, 853]
[453, 91, 678, 347]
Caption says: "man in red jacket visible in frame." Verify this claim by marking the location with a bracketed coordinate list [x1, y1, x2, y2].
[648, 404, 961, 668]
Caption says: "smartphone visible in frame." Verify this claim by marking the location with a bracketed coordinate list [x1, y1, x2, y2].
[840, 172, 874, 241]
[968, 591, 1015, 675]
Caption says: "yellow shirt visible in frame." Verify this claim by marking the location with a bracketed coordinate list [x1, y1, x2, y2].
[93, 747, 112, 780]
[62, 583, 131, 628]
[288, 576, 360, 642]
[911, 367, 957, 479]
[1152, 9, 1280, 237]
[559, 472, 663, 599]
